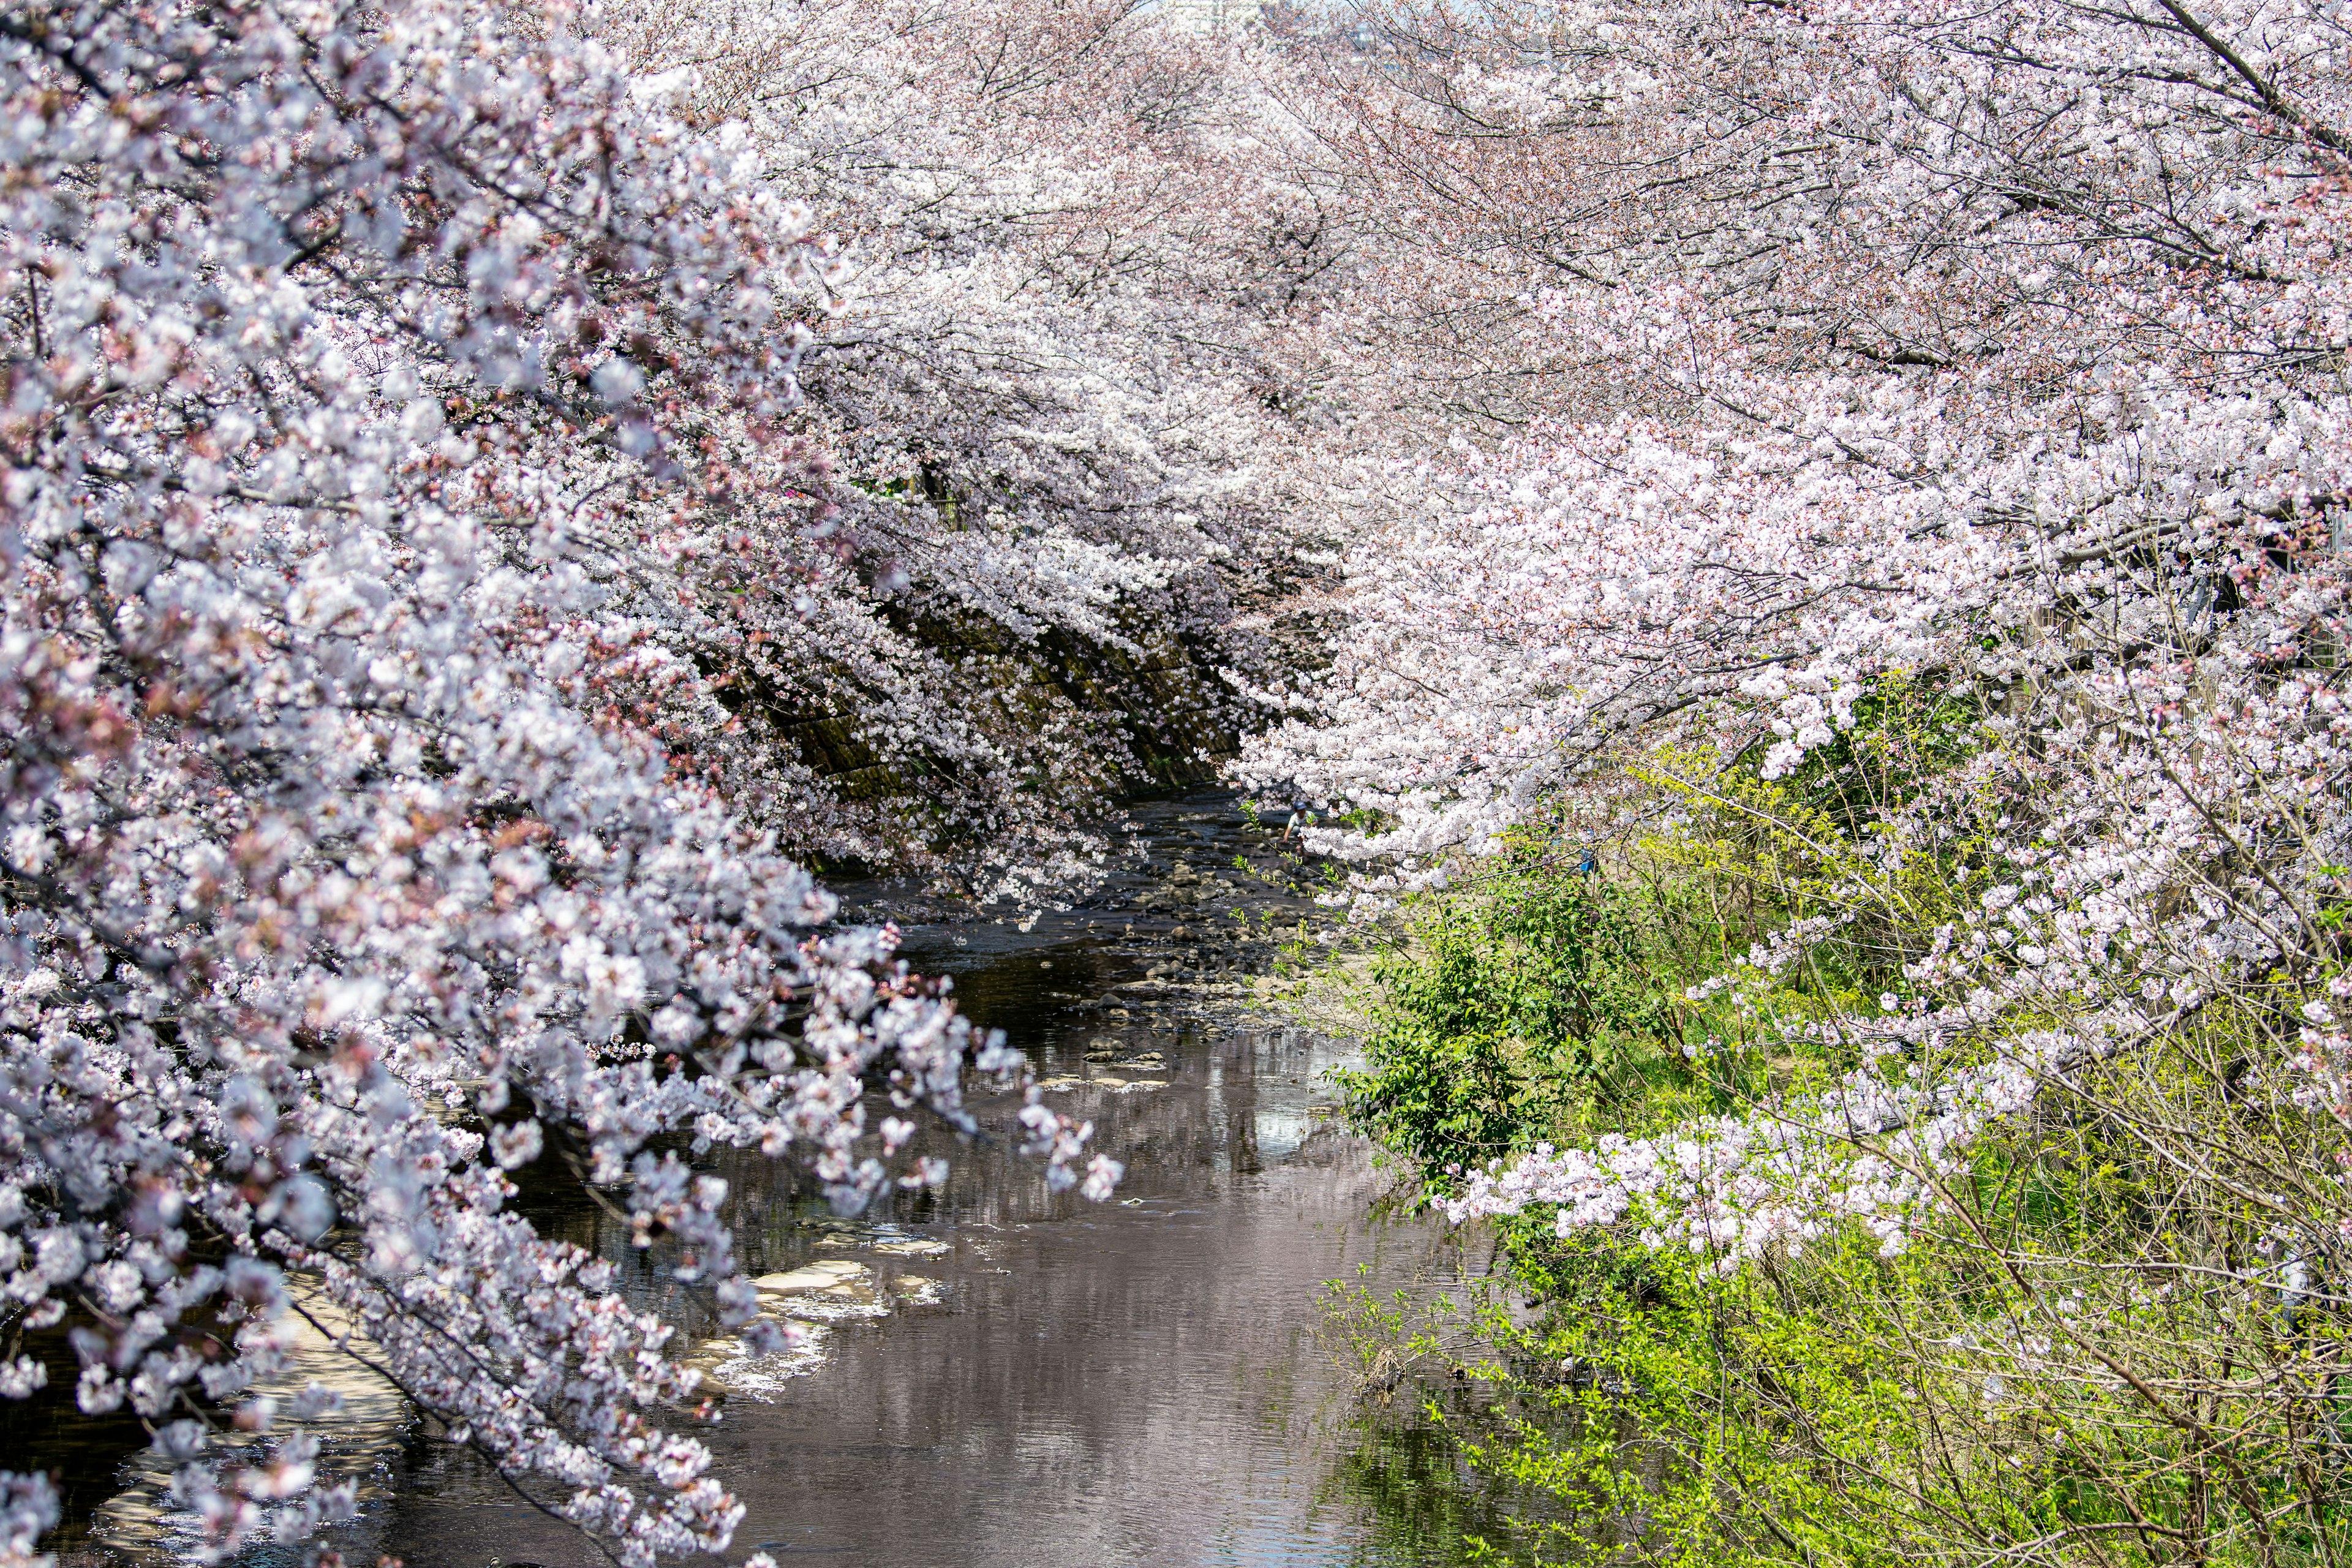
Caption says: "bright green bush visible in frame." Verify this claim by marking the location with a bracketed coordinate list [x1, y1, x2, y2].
[1334, 682, 2352, 1568]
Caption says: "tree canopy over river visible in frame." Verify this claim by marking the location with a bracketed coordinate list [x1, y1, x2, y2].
[6, 0, 2352, 1563]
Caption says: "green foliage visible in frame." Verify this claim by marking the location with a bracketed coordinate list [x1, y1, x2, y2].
[1770, 673, 1990, 835]
[1337, 833, 1699, 1177]
[1339, 674, 1998, 1171]
[1327, 680, 2352, 1568]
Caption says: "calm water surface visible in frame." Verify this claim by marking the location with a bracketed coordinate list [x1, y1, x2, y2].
[366, 793, 1477, 1568]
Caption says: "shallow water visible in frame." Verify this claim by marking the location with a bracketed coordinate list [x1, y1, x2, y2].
[77, 793, 1483, 1568]
[390, 1035, 1467, 1567]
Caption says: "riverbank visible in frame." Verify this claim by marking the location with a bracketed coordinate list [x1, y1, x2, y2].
[1319, 715, 2352, 1568]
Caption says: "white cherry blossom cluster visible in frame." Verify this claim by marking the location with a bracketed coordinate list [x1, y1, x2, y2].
[1245, 0, 2352, 1257]
[0, 0, 1131, 1560]
[559, 0, 1355, 891]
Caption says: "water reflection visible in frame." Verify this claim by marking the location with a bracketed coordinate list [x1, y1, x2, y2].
[385, 1020, 1475, 1568]
[61, 793, 1490, 1568]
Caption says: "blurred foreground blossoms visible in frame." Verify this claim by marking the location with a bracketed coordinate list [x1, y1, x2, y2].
[0, 0, 1136, 1559]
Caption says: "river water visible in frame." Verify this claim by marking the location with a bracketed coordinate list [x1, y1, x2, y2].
[154, 791, 1481, 1568]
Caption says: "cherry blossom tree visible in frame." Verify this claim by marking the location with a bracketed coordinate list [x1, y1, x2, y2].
[1240, 0, 2352, 1245]
[0, 0, 1139, 1559]
[555, 0, 1360, 896]
[1229, 9, 2352, 1555]
[27, 0, 2352, 1555]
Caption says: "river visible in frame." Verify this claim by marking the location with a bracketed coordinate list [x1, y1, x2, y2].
[85, 791, 1482, 1568]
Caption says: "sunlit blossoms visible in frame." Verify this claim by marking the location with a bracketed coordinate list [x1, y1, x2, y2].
[18, 0, 2352, 1556]
[1240, 0, 2352, 1261]
[0, 0, 1143, 1559]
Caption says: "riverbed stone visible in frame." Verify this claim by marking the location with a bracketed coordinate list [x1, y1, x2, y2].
[753, 1259, 870, 1294]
